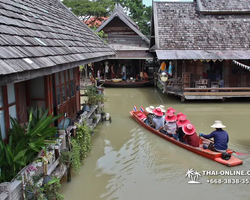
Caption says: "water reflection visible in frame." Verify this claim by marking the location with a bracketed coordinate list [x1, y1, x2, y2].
[61, 88, 250, 200]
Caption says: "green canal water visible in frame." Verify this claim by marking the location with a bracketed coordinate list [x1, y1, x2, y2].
[61, 87, 250, 200]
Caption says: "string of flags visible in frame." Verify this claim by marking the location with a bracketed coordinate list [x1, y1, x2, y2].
[233, 60, 250, 71]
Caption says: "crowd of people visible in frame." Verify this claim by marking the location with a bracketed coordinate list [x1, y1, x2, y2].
[136, 105, 229, 152]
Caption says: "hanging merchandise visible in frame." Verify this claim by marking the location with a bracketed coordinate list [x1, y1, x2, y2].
[233, 60, 250, 71]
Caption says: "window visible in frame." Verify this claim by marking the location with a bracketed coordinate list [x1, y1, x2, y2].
[0, 87, 6, 139]
[29, 77, 45, 110]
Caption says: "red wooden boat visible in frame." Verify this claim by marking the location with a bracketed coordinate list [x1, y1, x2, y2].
[130, 110, 243, 167]
[97, 79, 154, 88]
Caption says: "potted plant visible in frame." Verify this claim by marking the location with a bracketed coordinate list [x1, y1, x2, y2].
[43, 178, 64, 200]
[59, 148, 72, 167]
[25, 181, 38, 200]
[92, 116, 98, 124]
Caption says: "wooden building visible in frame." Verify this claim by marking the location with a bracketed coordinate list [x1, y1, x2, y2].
[0, 0, 115, 140]
[150, 0, 250, 101]
[95, 3, 154, 79]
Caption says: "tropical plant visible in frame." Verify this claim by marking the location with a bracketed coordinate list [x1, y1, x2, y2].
[59, 149, 72, 167]
[70, 139, 81, 173]
[70, 122, 92, 173]
[43, 178, 64, 200]
[0, 108, 62, 182]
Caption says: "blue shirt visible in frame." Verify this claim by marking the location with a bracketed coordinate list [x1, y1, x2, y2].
[201, 129, 229, 151]
[152, 116, 165, 130]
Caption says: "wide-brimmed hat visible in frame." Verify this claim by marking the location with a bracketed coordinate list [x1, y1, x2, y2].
[165, 112, 177, 122]
[157, 105, 166, 113]
[177, 116, 190, 127]
[211, 120, 226, 128]
[176, 112, 186, 120]
[167, 107, 176, 114]
[146, 106, 154, 114]
[137, 113, 147, 121]
[182, 123, 196, 135]
[152, 108, 164, 117]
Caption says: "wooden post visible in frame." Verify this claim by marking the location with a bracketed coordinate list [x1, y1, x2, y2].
[67, 164, 72, 182]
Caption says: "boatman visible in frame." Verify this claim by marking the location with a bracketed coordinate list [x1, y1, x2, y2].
[199, 120, 229, 152]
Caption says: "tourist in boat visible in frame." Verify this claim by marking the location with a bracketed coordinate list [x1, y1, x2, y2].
[176, 112, 185, 120]
[182, 123, 200, 147]
[176, 116, 190, 143]
[146, 106, 155, 126]
[166, 107, 176, 114]
[199, 120, 229, 152]
[161, 112, 177, 137]
[157, 105, 166, 115]
[136, 112, 149, 124]
[121, 63, 126, 80]
[152, 108, 165, 130]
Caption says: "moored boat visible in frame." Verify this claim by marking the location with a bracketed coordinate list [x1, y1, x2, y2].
[97, 79, 154, 88]
[130, 110, 243, 167]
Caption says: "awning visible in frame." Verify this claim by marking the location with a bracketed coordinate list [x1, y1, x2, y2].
[107, 51, 154, 59]
[156, 50, 250, 60]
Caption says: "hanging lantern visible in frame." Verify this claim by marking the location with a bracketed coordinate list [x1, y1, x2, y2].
[160, 72, 168, 82]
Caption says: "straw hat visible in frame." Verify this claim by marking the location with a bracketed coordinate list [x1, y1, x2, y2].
[176, 112, 186, 120]
[152, 108, 164, 117]
[165, 112, 177, 122]
[211, 120, 226, 128]
[137, 113, 147, 121]
[182, 123, 196, 135]
[177, 116, 190, 127]
[146, 106, 154, 114]
[167, 107, 176, 114]
[157, 105, 166, 113]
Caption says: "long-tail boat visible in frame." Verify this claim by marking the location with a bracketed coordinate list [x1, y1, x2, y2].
[97, 79, 154, 88]
[130, 110, 243, 167]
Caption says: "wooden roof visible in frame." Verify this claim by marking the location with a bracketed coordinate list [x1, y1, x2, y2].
[96, 3, 150, 44]
[197, 0, 250, 13]
[151, 1, 250, 59]
[0, 0, 115, 77]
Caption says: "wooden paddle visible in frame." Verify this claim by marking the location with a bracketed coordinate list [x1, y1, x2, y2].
[199, 135, 248, 156]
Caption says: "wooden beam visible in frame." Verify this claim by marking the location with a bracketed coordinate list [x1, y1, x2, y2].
[184, 92, 250, 96]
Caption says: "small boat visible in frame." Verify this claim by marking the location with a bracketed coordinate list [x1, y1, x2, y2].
[97, 79, 154, 88]
[130, 110, 243, 167]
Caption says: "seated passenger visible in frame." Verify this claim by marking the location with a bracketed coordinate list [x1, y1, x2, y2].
[199, 120, 229, 152]
[146, 106, 155, 126]
[166, 107, 176, 114]
[176, 112, 185, 120]
[158, 105, 166, 116]
[136, 112, 148, 125]
[176, 116, 189, 143]
[152, 108, 165, 130]
[182, 123, 200, 147]
[161, 112, 177, 137]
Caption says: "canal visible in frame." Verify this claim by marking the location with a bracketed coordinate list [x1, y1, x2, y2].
[61, 87, 250, 200]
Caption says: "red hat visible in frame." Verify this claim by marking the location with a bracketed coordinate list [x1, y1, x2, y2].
[137, 112, 147, 121]
[177, 116, 190, 127]
[176, 112, 186, 120]
[167, 107, 176, 114]
[152, 108, 164, 117]
[165, 112, 177, 122]
[182, 123, 196, 135]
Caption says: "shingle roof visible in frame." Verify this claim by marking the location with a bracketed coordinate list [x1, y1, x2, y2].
[0, 0, 115, 76]
[154, 1, 250, 51]
[96, 3, 149, 44]
[197, 0, 250, 13]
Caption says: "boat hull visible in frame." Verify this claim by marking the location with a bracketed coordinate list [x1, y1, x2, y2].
[130, 110, 243, 167]
[97, 80, 154, 88]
